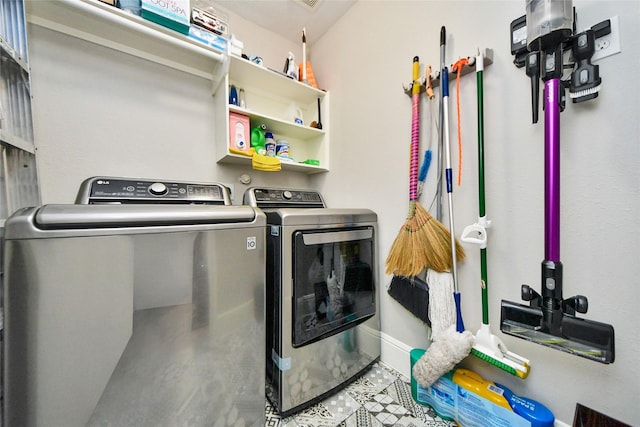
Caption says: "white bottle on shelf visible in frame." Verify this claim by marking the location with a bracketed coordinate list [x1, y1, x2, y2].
[264, 132, 277, 157]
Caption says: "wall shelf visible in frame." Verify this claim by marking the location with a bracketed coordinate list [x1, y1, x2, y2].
[228, 58, 326, 105]
[26, 0, 229, 84]
[215, 56, 330, 174]
[25, 0, 330, 175]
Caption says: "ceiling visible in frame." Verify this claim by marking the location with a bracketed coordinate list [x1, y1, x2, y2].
[214, 0, 357, 45]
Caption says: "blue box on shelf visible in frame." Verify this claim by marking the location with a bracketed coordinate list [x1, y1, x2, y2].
[141, 0, 190, 34]
[188, 25, 227, 51]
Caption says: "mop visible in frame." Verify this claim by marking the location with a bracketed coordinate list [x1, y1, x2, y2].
[412, 66, 473, 388]
[461, 50, 531, 379]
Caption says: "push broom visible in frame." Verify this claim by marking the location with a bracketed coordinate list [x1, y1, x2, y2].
[461, 50, 530, 379]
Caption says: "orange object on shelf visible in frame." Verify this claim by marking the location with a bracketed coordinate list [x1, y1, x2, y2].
[298, 61, 318, 89]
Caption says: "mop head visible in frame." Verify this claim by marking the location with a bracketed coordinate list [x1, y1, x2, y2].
[412, 325, 474, 387]
[427, 269, 456, 341]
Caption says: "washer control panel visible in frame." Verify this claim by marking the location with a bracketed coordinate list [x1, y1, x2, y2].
[243, 188, 325, 209]
[76, 177, 231, 205]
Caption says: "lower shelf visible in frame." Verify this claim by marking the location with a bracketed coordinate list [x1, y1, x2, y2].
[217, 153, 328, 174]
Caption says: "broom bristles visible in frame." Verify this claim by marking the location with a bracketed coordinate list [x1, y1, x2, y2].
[386, 202, 465, 277]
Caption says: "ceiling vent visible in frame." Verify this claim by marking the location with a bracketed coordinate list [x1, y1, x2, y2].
[295, 0, 321, 11]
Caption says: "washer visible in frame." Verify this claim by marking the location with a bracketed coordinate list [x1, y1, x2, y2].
[244, 187, 381, 417]
[3, 177, 266, 427]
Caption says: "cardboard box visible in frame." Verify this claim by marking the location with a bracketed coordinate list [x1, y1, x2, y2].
[229, 112, 250, 153]
[141, 0, 190, 34]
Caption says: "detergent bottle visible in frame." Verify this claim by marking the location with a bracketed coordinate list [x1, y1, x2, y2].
[250, 124, 267, 155]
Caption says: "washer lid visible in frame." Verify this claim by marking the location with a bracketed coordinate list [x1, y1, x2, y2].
[4, 204, 262, 239]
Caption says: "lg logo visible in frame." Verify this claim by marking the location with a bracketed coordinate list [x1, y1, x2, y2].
[246, 237, 257, 250]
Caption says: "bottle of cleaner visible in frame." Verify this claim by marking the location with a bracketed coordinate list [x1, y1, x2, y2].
[229, 85, 238, 106]
[264, 132, 277, 157]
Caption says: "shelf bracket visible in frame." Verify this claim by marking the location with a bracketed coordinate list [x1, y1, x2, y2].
[211, 46, 231, 94]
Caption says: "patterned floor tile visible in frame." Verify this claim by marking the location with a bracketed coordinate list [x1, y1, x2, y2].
[266, 362, 454, 427]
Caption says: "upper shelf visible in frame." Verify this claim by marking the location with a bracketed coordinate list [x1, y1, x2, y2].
[229, 57, 326, 106]
[25, 0, 229, 85]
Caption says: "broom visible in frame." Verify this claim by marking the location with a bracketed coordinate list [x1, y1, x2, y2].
[386, 56, 463, 279]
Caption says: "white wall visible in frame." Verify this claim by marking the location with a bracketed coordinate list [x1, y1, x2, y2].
[28, 7, 309, 204]
[312, 1, 639, 425]
[26, 1, 640, 425]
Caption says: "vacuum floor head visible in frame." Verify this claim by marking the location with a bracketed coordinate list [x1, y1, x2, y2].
[500, 300, 615, 364]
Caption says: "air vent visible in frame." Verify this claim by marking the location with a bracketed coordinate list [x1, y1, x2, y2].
[295, 0, 321, 10]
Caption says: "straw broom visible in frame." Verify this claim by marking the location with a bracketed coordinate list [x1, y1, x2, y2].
[386, 57, 464, 278]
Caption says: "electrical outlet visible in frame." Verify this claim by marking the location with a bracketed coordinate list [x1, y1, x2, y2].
[592, 16, 621, 62]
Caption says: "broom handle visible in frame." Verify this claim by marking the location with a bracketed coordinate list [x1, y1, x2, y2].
[436, 26, 446, 221]
[410, 56, 421, 202]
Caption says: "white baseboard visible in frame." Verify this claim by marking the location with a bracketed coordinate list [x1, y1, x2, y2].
[379, 332, 571, 427]
[379, 330, 414, 379]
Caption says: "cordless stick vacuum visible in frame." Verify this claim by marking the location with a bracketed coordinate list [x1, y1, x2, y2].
[500, 0, 615, 364]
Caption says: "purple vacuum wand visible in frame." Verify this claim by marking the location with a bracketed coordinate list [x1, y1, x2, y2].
[501, 40, 615, 364]
[526, 47, 577, 337]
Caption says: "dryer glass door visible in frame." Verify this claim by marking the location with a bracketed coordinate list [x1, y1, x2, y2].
[291, 226, 375, 348]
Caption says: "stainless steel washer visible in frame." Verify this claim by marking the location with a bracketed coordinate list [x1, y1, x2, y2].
[245, 187, 381, 417]
[3, 177, 266, 427]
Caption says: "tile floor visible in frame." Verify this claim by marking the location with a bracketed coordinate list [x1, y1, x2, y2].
[265, 362, 455, 427]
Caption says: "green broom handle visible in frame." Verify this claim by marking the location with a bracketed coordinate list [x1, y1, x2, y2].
[477, 56, 489, 326]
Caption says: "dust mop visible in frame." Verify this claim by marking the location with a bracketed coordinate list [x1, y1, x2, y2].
[412, 66, 473, 388]
[461, 50, 530, 379]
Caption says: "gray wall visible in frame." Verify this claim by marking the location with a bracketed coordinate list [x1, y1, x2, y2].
[29, 7, 309, 204]
[312, 1, 639, 425]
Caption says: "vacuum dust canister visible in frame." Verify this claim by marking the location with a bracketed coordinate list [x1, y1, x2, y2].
[526, 0, 573, 51]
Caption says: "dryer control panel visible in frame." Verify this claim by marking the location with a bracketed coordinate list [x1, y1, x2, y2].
[76, 177, 231, 205]
[243, 188, 326, 209]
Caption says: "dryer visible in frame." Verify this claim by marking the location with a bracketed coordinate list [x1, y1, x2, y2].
[244, 187, 381, 416]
